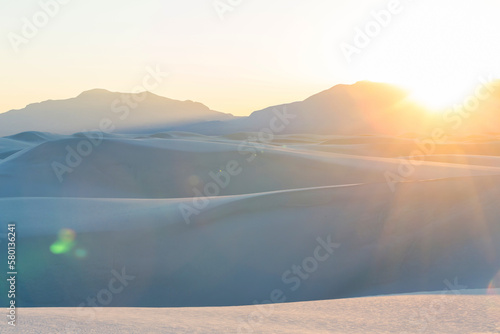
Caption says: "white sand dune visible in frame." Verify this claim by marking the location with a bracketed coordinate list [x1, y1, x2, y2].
[402, 154, 500, 168]
[7, 295, 500, 333]
[1, 132, 500, 310]
[1, 176, 500, 307]
[2, 132, 500, 198]
[1, 130, 500, 334]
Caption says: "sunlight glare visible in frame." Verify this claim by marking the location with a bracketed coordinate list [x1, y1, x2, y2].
[405, 79, 477, 112]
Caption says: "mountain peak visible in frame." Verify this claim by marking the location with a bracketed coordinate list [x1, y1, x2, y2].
[0, 89, 234, 136]
[77, 88, 114, 98]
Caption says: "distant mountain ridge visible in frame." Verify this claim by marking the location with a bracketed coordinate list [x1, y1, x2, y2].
[171, 81, 422, 135]
[169, 81, 500, 136]
[0, 89, 234, 136]
[2, 81, 500, 137]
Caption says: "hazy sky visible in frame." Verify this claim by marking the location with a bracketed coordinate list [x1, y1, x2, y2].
[2, 0, 500, 115]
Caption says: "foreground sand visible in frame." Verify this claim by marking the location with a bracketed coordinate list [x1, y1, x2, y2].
[3, 294, 500, 333]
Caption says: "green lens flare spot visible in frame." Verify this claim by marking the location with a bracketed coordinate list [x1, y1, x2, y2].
[50, 240, 75, 254]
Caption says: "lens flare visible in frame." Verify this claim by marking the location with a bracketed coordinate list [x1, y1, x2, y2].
[58, 228, 76, 242]
[50, 228, 77, 255]
[487, 271, 500, 295]
[50, 240, 75, 254]
[74, 248, 88, 258]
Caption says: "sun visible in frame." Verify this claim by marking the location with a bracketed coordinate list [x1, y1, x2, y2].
[341, 0, 500, 114]
[405, 79, 479, 113]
